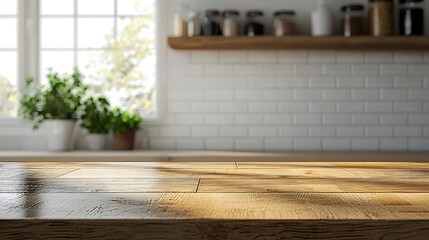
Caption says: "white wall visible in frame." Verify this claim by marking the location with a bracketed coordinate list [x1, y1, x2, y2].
[1, 0, 428, 151]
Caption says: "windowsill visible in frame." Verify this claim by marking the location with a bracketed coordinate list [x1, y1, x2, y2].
[0, 150, 428, 162]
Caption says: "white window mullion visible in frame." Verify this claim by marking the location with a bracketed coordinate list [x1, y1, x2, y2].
[73, 0, 78, 67]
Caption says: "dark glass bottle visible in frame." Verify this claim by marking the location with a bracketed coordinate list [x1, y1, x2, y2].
[245, 10, 264, 36]
[202, 10, 222, 36]
[399, 0, 425, 36]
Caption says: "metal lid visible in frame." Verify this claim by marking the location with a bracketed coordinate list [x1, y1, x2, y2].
[341, 4, 364, 12]
[246, 10, 264, 17]
[274, 10, 296, 16]
[223, 10, 240, 17]
[205, 9, 220, 16]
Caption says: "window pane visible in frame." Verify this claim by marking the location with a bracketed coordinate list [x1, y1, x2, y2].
[0, 0, 17, 15]
[41, 0, 74, 15]
[118, 0, 154, 16]
[40, 51, 74, 84]
[41, 18, 74, 48]
[0, 52, 17, 117]
[0, 19, 17, 48]
[78, 18, 114, 48]
[78, 0, 114, 15]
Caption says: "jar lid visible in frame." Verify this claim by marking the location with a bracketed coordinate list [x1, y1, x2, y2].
[399, 0, 423, 3]
[341, 4, 364, 12]
[205, 9, 220, 16]
[223, 10, 240, 17]
[246, 10, 264, 17]
[274, 10, 296, 16]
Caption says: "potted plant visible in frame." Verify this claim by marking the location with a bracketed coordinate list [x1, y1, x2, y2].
[19, 68, 87, 151]
[109, 107, 142, 150]
[79, 96, 111, 150]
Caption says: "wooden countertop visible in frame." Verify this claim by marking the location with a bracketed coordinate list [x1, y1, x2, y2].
[0, 150, 428, 162]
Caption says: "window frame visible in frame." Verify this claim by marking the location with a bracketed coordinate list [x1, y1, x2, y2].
[0, 0, 166, 129]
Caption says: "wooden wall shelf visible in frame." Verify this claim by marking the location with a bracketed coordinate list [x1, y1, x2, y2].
[168, 36, 429, 50]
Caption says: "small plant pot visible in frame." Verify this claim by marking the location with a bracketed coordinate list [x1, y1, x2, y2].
[85, 134, 107, 151]
[45, 120, 76, 152]
[113, 131, 136, 150]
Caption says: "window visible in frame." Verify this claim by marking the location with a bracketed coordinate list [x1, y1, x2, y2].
[1, 0, 157, 119]
[0, 0, 18, 117]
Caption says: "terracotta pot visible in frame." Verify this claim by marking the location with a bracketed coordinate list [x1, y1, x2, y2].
[113, 131, 136, 150]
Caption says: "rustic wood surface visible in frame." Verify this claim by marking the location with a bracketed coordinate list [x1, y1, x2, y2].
[168, 36, 429, 50]
[1, 161, 428, 239]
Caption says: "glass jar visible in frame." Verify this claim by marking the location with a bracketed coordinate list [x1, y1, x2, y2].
[202, 10, 221, 36]
[173, 4, 190, 37]
[341, 4, 365, 37]
[399, 0, 425, 36]
[369, 0, 393, 36]
[187, 12, 201, 37]
[273, 11, 296, 36]
[245, 10, 264, 36]
[222, 10, 240, 37]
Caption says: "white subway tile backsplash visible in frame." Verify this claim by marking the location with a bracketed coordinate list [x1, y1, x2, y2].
[338, 102, 364, 113]
[235, 139, 263, 151]
[192, 126, 219, 137]
[294, 114, 322, 125]
[168, 50, 190, 63]
[219, 76, 248, 88]
[352, 114, 379, 125]
[265, 138, 293, 151]
[206, 89, 234, 100]
[365, 102, 393, 113]
[278, 51, 308, 63]
[235, 64, 264, 75]
[395, 102, 423, 112]
[366, 77, 394, 88]
[219, 51, 248, 63]
[380, 89, 408, 100]
[410, 114, 429, 124]
[176, 114, 205, 125]
[309, 77, 336, 88]
[149, 139, 176, 150]
[380, 64, 408, 75]
[351, 139, 380, 150]
[394, 127, 422, 137]
[381, 138, 408, 150]
[365, 52, 393, 62]
[264, 64, 295, 75]
[352, 89, 379, 100]
[324, 64, 351, 75]
[169, 64, 204, 76]
[221, 126, 248, 137]
[205, 64, 234, 75]
[294, 89, 323, 100]
[191, 51, 219, 63]
[365, 127, 393, 137]
[265, 89, 293, 100]
[249, 126, 277, 137]
[323, 90, 350, 100]
[159, 127, 190, 137]
[280, 76, 309, 88]
[264, 114, 292, 125]
[191, 102, 219, 113]
[205, 138, 234, 150]
[220, 101, 248, 113]
[409, 64, 429, 75]
[309, 102, 336, 113]
[337, 127, 364, 137]
[279, 102, 308, 113]
[409, 139, 429, 150]
[309, 126, 336, 137]
[337, 51, 364, 63]
[169, 89, 205, 100]
[249, 102, 277, 113]
[168, 102, 191, 113]
[280, 126, 308, 137]
[381, 114, 408, 125]
[395, 77, 423, 88]
[323, 139, 350, 150]
[294, 139, 322, 150]
[205, 114, 234, 125]
[352, 64, 380, 75]
[337, 77, 365, 88]
[248, 51, 277, 63]
[309, 51, 336, 63]
[249, 76, 279, 88]
[295, 64, 323, 75]
[425, 127, 429, 136]
[323, 114, 351, 125]
[177, 139, 204, 150]
[235, 114, 264, 125]
[236, 90, 265, 100]
[409, 90, 429, 100]
[394, 51, 423, 63]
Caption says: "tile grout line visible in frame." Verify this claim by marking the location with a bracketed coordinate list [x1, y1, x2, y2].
[195, 178, 202, 193]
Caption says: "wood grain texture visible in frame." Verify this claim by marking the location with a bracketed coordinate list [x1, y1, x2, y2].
[168, 36, 429, 50]
[1, 151, 428, 162]
[1, 220, 428, 240]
